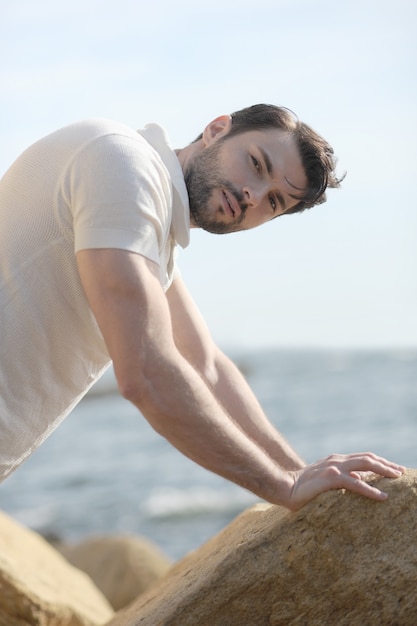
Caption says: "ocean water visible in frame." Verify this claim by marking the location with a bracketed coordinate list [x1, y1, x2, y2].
[1, 348, 415, 561]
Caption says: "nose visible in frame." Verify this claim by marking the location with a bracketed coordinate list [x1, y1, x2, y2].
[242, 183, 266, 209]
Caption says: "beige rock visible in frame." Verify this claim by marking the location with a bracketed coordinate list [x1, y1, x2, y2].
[108, 470, 417, 626]
[58, 534, 172, 610]
[0, 510, 114, 626]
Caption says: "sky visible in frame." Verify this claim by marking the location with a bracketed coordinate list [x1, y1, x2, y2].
[1, 0, 416, 350]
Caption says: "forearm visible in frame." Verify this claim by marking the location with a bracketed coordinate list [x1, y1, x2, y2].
[77, 251, 405, 512]
[123, 349, 294, 506]
[165, 275, 303, 471]
[207, 348, 305, 471]
[125, 351, 406, 511]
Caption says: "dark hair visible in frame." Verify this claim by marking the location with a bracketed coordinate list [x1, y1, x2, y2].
[200, 104, 344, 214]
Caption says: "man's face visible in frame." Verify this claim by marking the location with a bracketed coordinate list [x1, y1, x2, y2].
[184, 127, 308, 234]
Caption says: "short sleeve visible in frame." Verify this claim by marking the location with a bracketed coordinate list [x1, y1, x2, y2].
[62, 131, 173, 266]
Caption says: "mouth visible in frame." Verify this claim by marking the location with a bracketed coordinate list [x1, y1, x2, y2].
[222, 190, 240, 218]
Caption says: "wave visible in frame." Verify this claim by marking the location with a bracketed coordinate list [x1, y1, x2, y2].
[142, 486, 258, 520]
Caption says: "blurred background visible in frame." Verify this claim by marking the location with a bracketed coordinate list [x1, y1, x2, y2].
[0, 0, 416, 560]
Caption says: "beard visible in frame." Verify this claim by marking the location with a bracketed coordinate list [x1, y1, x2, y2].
[183, 140, 247, 234]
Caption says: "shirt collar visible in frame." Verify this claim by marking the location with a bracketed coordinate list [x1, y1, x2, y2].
[137, 123, 190, 249]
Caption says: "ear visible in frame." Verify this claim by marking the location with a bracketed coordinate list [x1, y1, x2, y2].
[202, 115, 232, 146]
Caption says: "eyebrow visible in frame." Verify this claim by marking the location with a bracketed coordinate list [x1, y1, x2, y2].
[259, 146, 287, 211]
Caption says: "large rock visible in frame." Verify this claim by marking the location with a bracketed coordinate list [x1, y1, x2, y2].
[108, 470, 417, 626]
[58, 534, 172, 610]
[0, 510, 114, 626]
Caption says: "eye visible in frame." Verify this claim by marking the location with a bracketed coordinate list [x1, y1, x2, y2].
[251, 155, 261, 172]
[269, 194, 277, 212]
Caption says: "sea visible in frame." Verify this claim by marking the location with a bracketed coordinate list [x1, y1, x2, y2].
[1, 348, 416, 562]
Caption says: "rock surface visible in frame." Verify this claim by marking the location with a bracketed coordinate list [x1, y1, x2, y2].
[108, 470, 417, 626]
[58, 534, 172, 610]
[0, 510, 114, 626]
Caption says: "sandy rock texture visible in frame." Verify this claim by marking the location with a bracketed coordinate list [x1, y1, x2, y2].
[0, 511, 114, 626]
[108, 470, 417, 626]
[58, 534, 172, 610]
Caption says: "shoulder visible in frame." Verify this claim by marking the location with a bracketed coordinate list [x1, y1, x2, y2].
[57, 118, 139, 140]
[38, 119, 152, 160]
[54, 119, 166, 180]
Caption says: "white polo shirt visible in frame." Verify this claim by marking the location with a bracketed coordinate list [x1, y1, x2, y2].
[0, 119, 190, 480]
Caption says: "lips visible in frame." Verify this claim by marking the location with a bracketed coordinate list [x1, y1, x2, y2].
[222, 190, 240, 218]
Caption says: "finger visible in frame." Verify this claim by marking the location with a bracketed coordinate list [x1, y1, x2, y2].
[312, 461, 402, 501]
[288, 455, 405, 511]
[342, 474, 389, 501]
[328, 452, 405, 473]
[349, 470, 381, 483]
[344, 457, 404, 478]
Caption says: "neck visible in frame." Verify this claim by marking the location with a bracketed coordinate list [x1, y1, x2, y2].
[175, 140, 206, 230]
[175, 139, 204, 176]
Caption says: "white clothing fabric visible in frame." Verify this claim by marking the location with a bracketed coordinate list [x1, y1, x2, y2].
[0, 119, 189, 481]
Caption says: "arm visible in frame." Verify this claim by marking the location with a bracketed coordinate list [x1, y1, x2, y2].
[166, 275, 305, 471]
[76, 248, 293, 505]
[76, 249, 405, 510]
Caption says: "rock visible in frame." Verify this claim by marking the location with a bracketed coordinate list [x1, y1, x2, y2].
[108, 470, 417, 626]
[58, 534, 172, 610]
[0, 510, 114, 626]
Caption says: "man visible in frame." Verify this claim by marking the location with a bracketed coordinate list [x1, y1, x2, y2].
[0, 104, 404, 510]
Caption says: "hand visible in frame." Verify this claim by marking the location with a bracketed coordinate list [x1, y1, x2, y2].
[287, 452, 406, 511]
